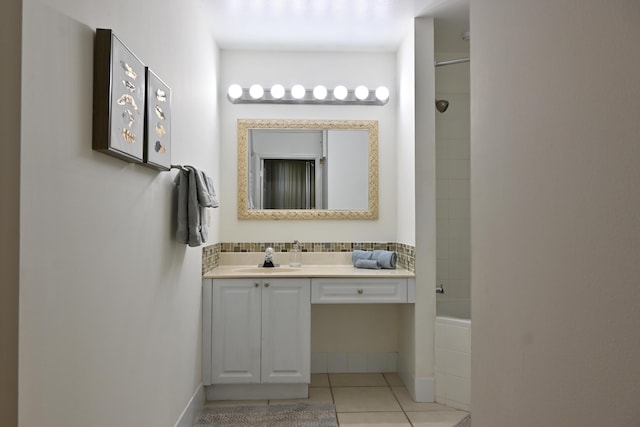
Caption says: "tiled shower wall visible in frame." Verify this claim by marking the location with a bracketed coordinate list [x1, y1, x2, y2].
[202, 242, 415, 274]
[435, 58, 471, 318]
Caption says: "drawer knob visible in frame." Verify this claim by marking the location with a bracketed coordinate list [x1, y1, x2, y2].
[264, 282, 270, 288]
[254, 282, 260, 288]
[357, 289, 364, 294]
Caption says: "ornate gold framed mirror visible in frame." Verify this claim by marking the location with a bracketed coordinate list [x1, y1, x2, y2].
[237, 119, 378, 220]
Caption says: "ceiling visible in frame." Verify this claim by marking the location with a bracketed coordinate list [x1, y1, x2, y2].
[202, 0, 469, 53]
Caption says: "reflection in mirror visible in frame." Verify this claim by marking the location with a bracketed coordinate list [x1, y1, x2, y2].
[249, 128, 368, 210]
[261, 158, 316, 209]
[238, 119, 378, 220]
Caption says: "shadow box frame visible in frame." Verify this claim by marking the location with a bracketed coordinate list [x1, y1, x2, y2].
[92, 28, 146, 163]
[143, 68, 172, 171]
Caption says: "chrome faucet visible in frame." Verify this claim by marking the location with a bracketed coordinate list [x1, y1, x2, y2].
[262, 247, 275, 268]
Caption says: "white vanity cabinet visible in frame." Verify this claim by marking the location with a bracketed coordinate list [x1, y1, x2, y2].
[202, 278, 310, 387]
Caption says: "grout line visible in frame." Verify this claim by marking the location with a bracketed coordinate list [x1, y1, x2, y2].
[387, 378, 414, 426]
[332, 373, 414, 427]
[327, 374, 339, 426]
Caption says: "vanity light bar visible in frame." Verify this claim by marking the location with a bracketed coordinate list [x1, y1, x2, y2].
[227, 84, 390, 106]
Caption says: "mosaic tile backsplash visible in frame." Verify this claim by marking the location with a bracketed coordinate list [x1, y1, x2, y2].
[202, 242, 415, 274]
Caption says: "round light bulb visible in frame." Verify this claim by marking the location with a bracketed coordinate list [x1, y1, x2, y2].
[291, 84, 306, 99]
[313, 85, 327, 100]
[227, 84, 243, 100]
[249, 84, 264, 99]
[270, 84, 285, 99]
[354, 85, 369, 100]
[333, 85, 348, 100]
[375, 86, 389, 101]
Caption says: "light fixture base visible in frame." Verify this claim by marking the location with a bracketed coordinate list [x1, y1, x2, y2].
[227, 87, 389, 106]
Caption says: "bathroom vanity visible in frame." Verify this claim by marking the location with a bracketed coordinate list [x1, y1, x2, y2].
[202, 264, 415, 400]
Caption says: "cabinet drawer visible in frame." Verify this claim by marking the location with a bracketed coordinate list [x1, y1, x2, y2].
[311, 278, 408, 303]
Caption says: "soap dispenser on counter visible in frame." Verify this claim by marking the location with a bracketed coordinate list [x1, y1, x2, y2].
[290, 240, 302, 268]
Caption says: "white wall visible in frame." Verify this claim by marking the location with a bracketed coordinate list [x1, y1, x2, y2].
[19, 0, 219, 425]
[219, 50, 397, 242]
[396, 19, 417, 391]
[311, 304, 401, 354]
[435, 53, 470, 318]
[0, 0, 21, 424]
[396, 22, 416, 247]
[472, 1, 640, 425]
[411, 16, 437, 401]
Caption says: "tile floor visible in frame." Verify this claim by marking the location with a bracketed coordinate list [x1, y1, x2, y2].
[203, 372, 469, 427]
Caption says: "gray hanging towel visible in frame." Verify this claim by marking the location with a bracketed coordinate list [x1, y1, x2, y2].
[174, 166, 219, 247]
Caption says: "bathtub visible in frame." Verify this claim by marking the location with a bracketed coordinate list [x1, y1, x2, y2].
[435, 303, 471, 411]
[436, 299, 470, 320]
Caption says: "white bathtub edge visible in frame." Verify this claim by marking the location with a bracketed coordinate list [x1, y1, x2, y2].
[435, 315, 471, 327]
[435, 315, 471, 410]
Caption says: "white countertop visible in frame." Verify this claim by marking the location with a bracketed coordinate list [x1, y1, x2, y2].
[203, 264, 415, 279]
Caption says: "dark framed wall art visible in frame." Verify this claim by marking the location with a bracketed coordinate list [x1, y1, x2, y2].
[92, 28, 146, 163]
[143, 68, 172, 171]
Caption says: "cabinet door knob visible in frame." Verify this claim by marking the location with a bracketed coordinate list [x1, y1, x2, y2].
[264, 282, 270, 288]
[357, 289, 364, 294]
[254, 282, 260, 288]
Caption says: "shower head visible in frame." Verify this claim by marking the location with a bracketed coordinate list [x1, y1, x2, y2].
[436, 99, 449, 113]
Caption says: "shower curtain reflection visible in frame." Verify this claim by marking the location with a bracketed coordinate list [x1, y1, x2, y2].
[263, 159, 316, 209]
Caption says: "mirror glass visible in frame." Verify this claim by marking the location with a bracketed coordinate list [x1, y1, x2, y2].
[237, 119, 378, 220]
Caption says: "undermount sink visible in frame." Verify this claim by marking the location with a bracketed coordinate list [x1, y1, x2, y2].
[232, 267, 302, 274]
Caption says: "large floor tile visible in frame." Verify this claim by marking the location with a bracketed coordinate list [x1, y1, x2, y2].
[269, 387, 333, 405]
[333, 387, 402, 412]
[311, 373, 330, 387]
[406, 410, 469, 427]
[383, 372, 405, 386]
[392, 387, 454, 412]
[338, 411, 412, 426]
[329, 373, 387, 387]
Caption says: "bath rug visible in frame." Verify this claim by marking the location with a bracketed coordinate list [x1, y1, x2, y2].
[454, 413, 471, 427]
[194, 402, 338, 427]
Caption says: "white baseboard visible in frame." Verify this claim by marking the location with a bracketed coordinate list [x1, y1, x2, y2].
[174, 383, 205, 427]
[414, 376, 435, 402]
[399, 372, 434, 403]
[310, 352, 398, 373]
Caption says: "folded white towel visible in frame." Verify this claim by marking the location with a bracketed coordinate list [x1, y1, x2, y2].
[203, 173, 219, 208]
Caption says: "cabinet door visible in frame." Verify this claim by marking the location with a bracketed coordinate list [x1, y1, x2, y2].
[211, 279, 261, 383]
[260, 279, 311, 384]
